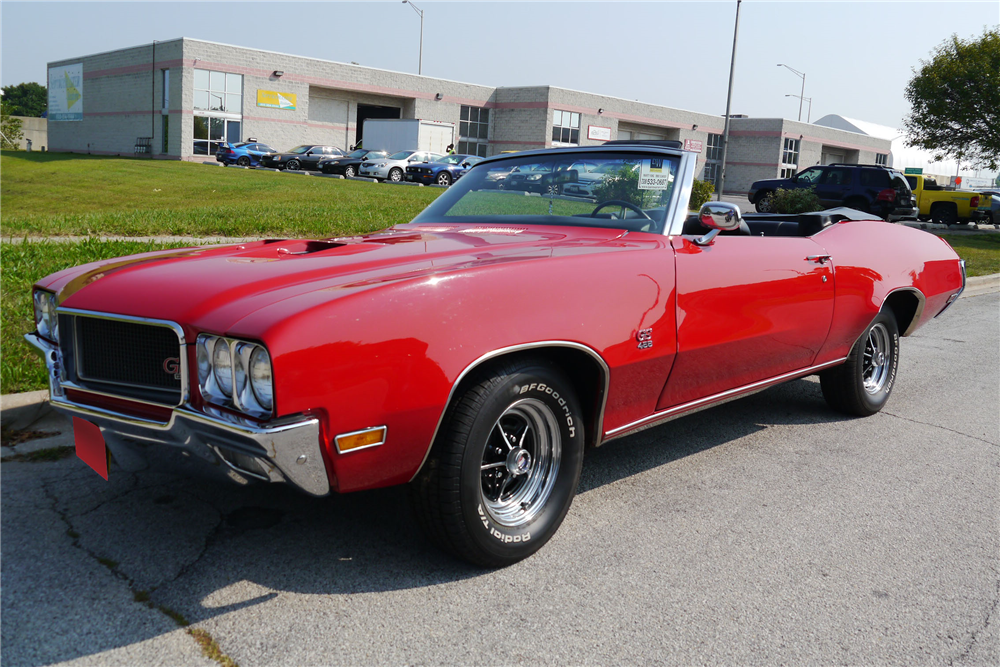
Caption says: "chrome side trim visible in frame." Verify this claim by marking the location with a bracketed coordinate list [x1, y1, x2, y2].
[603, 357, 848, 442]
[408, 341, 611, 483]
[880, 286, 926, 337]
[334, 425, 388, 454]
[58, 307, 190, 404]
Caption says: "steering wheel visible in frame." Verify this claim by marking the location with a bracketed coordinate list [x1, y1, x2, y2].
[590, 200, 651, 220]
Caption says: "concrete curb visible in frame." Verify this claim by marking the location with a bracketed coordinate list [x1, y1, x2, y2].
[2, 273, 996, 425]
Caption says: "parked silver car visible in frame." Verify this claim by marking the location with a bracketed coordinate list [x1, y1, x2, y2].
[359, 150, 444, 182]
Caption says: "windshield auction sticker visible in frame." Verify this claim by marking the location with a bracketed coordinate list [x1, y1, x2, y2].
[639, 158, 673, 190]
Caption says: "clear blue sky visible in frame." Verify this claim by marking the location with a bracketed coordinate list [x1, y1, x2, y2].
[2, 1, 997, 129]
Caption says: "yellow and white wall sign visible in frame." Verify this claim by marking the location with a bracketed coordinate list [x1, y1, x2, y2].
[256, 90, 297, 110]
[48, 63, 83, 121]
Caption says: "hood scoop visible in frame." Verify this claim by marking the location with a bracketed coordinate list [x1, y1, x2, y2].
[271, 240, 347, 256]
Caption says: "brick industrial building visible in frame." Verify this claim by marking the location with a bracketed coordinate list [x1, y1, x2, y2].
[47, 38, 891, 194]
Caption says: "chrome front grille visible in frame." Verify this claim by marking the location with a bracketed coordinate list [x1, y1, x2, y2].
[61, 312, 184, 405]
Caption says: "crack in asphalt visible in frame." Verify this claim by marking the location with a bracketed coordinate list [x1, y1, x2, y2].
[38, 466, 238, 666]
[881, 411, 998, 448]
[948, 572, 1000, 665]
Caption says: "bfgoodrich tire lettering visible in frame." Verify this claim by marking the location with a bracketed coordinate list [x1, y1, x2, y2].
[820, 310, 899, 416]
[410, 357, 585, 567]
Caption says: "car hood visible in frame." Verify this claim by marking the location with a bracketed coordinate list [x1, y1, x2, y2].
[42, 223, 634, 335]
[750, 178, 792, 191]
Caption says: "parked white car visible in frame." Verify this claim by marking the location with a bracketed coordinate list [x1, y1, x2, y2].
[359, 150, 444, 182]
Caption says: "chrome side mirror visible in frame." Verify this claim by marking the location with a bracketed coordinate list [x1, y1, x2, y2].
[694, 201, 743, 246]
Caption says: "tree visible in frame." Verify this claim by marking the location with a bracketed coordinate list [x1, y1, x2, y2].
[1, 101, 24, 150]
[903, 27, 1000, 170]
[1, 82, 47, 117]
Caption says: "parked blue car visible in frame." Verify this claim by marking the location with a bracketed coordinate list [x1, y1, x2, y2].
[405, 154, 483, 186]
[215, 141, 277, 167]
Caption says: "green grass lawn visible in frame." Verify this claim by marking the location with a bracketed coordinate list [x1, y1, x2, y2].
[939, 234, 1000, 277]
[1, 152, 442, 238]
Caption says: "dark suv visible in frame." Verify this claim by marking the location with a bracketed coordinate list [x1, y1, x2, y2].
[748, 164, 917, 221]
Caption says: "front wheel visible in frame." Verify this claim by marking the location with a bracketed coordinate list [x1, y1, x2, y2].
[388, 167, 404, 182]
[285, 159, 301, 171]
[343, 165, 356, 178]
[820, 310, 899, 416]
[410, 358, 585, 567]
[436, 172, 452, 186]
[236, 156, 251, 167]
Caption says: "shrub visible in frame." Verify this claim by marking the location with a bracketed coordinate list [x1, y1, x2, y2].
[689, 179, 715, 209]
[770, 186, 822, 214]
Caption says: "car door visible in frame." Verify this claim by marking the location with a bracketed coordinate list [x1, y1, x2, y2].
[814, 167, 853, 207]
[656, 233, 836, 410]
[301, 147, 327, 170]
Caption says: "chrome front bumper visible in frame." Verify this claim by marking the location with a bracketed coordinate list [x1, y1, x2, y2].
[26, 332, 331, 496]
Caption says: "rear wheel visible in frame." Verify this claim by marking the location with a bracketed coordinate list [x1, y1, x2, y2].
[931, 203, 957, 225]
[236, 156, 251, 167]
[344, 165, 356, 178]
[410, 357, 585, 567]
[388, 167, 404, 182]
[286, 159, 301, 171]
[820, 310, 899, 416]
[754, 191, 775, 213]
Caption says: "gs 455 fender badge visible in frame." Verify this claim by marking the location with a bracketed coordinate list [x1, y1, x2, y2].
[636, 328, 653, 350]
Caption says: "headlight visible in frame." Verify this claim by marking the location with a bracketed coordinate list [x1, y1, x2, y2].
[33, 289, 59, 341]
[249, 347, 273, 410]
[213, 339, 233, 396]
[527, 174, 542, 181]
[197, 334, 273, 417]
[376, 162, 388, 168]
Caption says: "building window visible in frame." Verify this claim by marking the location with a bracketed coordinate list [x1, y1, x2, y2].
[161, 69, 170, 110]
[552, 110, 580, 146]
[193, 69, 242, 155]
[703, 133, 723, 183]
[875, 153, 888, 166]
[162, 115, 169, 153]
[459, 106, 489, 157]
[780, 137, 800, 178]
[194, 69, 242, 113]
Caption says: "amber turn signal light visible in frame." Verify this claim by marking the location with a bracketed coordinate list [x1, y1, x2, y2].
[335, 426, 387, 454]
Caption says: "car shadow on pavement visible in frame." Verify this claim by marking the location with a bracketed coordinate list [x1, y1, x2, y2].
[1, 377, 856, 666]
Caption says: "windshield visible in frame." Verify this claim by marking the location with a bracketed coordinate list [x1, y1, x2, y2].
[435, 155, 465, 165]
[286, 145, 310, 154]
[388, 150, 416, 160]
[411, 152, 681, 234]
[346, 149, 367, 158]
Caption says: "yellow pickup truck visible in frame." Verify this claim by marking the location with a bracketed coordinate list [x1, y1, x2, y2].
[905, 174, 988, 225]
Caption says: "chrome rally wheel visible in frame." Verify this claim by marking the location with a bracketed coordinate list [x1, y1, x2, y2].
[480, 398, 561, 528]
[862, 323, 891, 394]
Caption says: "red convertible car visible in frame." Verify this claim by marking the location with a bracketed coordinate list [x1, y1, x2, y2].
[27, 141, 965, 566]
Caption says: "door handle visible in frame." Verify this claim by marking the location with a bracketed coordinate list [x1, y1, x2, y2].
[806, 255, 832, 264]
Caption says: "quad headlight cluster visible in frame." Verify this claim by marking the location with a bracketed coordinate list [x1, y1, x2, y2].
[196, 335, 274, 417]
[33, 289, 59, 342]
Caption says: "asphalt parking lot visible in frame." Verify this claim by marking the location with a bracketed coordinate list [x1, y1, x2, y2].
[2, 292, 997, 667]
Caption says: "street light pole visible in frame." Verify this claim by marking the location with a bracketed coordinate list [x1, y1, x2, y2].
[784, 94, 812, 123]
[777, 63, 806, 122]
[716, 0, 742, 201]
[402, 0, 424, 75]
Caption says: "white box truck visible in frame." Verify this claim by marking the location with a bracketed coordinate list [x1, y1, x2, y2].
[361, 119, 456, 155]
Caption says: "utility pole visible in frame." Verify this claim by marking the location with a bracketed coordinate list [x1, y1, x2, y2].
[717, 0, 742, 200]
